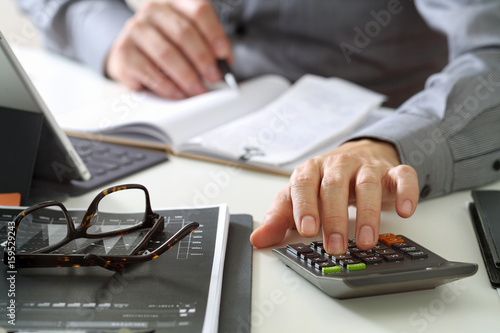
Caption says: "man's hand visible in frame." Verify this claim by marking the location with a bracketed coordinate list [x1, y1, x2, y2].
[250, 139, 419, 254]
[106, 0, 232, 99]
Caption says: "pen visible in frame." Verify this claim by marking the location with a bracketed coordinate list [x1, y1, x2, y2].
[217, 59, 240, 92]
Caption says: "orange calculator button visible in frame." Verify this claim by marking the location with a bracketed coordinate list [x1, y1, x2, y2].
[379, 233, 396, 241]
[381, 237, 405, 246]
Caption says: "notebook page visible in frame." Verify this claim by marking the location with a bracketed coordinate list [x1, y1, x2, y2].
[50, 75, 289, 148]
[186, 75, 385, 165]
[15, 46, 290, 148]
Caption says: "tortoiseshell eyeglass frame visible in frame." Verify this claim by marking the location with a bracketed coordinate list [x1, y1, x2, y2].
[3, 184, 199, 271]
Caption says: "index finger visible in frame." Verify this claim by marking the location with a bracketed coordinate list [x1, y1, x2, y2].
[169, 0, 233, 60]
[289, 159, 322, 238]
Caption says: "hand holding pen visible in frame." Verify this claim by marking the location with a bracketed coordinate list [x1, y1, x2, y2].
[105, 0, 234, 100]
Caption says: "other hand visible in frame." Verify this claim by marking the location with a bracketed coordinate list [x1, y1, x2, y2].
[250, 139, 419, 254]
[106, 0, 232, 99]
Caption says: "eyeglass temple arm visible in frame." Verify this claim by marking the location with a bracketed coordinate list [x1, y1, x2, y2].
[128, 215, 165, 256]
[83, 221, 200, 271]
[137, 221, 200, 259]
[83, 253, 125, 271]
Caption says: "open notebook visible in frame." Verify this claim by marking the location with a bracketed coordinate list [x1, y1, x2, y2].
[17, 48, 387, 175]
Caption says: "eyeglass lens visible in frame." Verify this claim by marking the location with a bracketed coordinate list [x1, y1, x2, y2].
[15, 205, 71, 254]
[16, 188, 158, 256]
[87, 187, 148, 235]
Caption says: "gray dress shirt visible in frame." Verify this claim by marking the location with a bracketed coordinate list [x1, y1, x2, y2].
[16, 0, 500, 200]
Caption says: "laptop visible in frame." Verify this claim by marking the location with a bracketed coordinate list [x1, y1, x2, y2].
[0, 30, 168, 204]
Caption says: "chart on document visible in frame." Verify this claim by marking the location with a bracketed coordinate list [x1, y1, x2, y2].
[0, 205, 228, 332]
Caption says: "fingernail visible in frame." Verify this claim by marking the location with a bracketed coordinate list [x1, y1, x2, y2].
[401, 200, 413, 215]
[358, 225, 374, 246]
[204, 65, 222, 83]
[300, 216, 316, 236]
[327, 233, 344, 254]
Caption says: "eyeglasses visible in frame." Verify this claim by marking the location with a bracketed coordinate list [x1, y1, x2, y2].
[3, 184, 199, 271]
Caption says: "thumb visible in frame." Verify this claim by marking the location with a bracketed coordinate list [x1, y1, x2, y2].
[250, 187, 295, 248]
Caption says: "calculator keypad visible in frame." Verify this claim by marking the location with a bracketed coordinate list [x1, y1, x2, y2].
[285, 233, 429, 275]
[274, 233, 478, 299]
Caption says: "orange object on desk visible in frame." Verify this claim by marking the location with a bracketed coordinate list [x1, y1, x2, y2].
[0, 193, 21, 206]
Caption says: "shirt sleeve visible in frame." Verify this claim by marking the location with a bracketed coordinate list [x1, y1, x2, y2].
[347, 0, 500, 200]
[15, 0, 134, 74]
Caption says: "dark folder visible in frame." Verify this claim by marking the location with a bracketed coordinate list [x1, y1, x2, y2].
[219, 214, 253, 333]
[468, 190, 500, 287]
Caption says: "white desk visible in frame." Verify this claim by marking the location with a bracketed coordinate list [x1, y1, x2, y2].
[16, 47, 500, 332]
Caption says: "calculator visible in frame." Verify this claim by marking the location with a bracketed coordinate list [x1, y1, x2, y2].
[272, 233, 478, 299]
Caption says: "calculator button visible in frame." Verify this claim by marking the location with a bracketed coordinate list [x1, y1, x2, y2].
[315, 246, 326, 255]
[399, 246, 419, 253]
[372, 243, 389, 251]
[407, 251, 428, 259]
[383, 253, 405, 262]
[308, 257, 328, 266]
[300, 253, 320, 261]
[287, 243, 314, 256]
[339, 258, 362, 267]
[315, 261, 336, 270]
[382, 237, 405, 246]
[363, 256, 383, 265]
[379, 233, 396, 240]
[354, 252, 373, 259]
[347, 247, 364, 254]
[375, 248, 396, 255]
[322, 266, 342, 274]
[311, 241, 323, 249]
[330, 254, 352, 263]
[392, 242, 410, 250]
[347, 263, 366, 271]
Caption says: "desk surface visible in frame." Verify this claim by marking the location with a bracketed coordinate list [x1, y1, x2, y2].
[15, 47, 500, 332]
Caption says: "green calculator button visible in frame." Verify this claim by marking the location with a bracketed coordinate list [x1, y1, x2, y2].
[322, 266, 341, 274]
[347, 263, 366, 271]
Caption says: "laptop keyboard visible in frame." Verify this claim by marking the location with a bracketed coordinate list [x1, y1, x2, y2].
[72, 137, 154, 177]
[31, 137, 168, 197]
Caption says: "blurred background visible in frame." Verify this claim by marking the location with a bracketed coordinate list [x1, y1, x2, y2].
[0, 0, 41, 48]
[0, 0, 143, 48]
